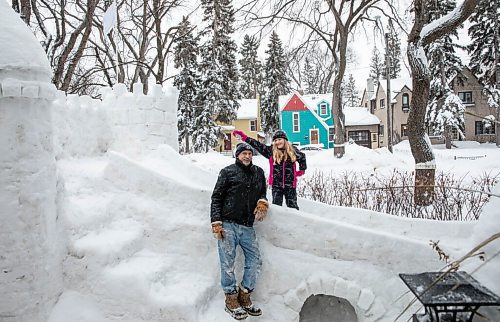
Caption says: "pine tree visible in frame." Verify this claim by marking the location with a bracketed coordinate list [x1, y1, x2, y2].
[198, 0, 240, 126]
[369, 47, 384, 82]
[424, 0, 465, 147]
[468, 0, 500, 121]
[173, 17, 201, 153]
[343, 74, 360, 107]
[239, 34, 262, 99]
[261, 31, 290, 135]
[382, 23, 402, 79]
[191, 105, 220, 152]
[468, 0, 499, 86]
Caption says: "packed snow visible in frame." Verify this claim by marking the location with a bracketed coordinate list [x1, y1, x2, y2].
[43, 141, 500, 322]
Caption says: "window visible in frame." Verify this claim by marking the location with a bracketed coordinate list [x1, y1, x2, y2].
[370, 100, 376, 111]
[380, 99, 385, 109]
[401, 124, 408, 137]
[371, 133, 377, 142]
[319, 103, 328, 116]
[475, 121, 495, 135]
[451, 127, 459, 140]
[292, 112, 300, 132]
[365, 102, 368, 107]
[250, 120, 257, 131]
[402, 93, 410, 111]
[379, 124, 384, 136]
[458, 91, 473, 104]
[348, 131, 369, 141]
[328, 127, 334, 142]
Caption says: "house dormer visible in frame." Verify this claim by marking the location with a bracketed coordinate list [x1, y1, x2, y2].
[316, 100, 330, 119]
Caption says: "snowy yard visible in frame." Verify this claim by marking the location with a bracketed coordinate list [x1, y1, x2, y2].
[45, 141, 500, 322]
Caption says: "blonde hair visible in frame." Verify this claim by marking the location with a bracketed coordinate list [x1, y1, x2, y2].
[272, 140, 297, 164]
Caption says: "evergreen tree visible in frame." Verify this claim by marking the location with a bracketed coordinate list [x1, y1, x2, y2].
[369, 47, 384, 82]
[468, 0, 499, 86]
[191, 105, 220, 152]
[261, 31, 290, 135]
[173, 17, 201, 153]
[198, 0, 240, 126]
[239, 34, 262, 99]
[382, 23, 402, 79]
[342, 74, 360, 107]
[424, 0, 465, 147]
[468, 0, 500, 117]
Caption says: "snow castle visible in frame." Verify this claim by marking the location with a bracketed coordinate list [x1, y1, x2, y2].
[1, 2, 499, 322]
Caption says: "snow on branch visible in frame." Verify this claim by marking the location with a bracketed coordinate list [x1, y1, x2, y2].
[420, 0, 479, 47]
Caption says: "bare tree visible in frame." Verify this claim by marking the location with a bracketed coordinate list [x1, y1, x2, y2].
[240, 0, 395, 157]
[407, 0, 479, 205]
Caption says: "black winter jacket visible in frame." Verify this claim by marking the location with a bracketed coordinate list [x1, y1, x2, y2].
[210, 159, 267, 227]
[245, 137, 307, 189]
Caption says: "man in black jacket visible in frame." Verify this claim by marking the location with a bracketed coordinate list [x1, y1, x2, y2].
[211, 142, 269, 320]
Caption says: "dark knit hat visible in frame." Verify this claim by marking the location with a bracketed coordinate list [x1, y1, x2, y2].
[272, 129, 288, 141]
[235, 142, 254, 158]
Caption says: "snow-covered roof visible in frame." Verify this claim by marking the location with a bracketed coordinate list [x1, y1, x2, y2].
[237, 99, 258, 119]
[0, 1, 52, 81]
[279, 92, 379, 127]
[378, 78, 412, 101]
[345, 106, 381, 126]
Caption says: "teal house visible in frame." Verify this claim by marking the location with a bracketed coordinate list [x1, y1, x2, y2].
[279, 92, 335, 149]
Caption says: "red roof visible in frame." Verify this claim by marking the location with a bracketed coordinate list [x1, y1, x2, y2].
[283, 94, 308, 111]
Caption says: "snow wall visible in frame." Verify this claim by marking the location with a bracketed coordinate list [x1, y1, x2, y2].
[0, 2, 178, 321]
[53, 83, 179, 159]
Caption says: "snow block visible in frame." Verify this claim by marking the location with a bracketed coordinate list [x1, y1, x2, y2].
[113, 83, 128, 96]
[21, 84, 39, 98]
[305, 275, 321, 295]
[1, 80, 22, 97]
[345, 283, 361, 303]
[151, 84, 163, 98]
[357, 288, 375, 311]
[38, 83, 57, 100]
[333, 278, 348, 298]
[132, 83, 144, 96]
[283, 290, 302, 312]
[319, 275, 336, 295]
[145, 109, 164, 124]
[366, 299, 386, 321]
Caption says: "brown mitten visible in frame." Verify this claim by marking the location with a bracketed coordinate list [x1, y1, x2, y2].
[253, 199, 269, 222]
[211, 222, 224, 240]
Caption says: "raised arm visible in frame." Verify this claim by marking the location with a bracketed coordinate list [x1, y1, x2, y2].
[233, 130, 272, 159]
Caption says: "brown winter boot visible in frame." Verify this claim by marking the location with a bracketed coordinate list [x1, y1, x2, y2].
[225, 292, 248, 320]
[238, 287, 262, 316]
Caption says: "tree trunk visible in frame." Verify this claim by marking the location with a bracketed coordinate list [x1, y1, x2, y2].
[407, 0, 479, 206]
[332, 33, 347, 158]
[20, 0, 31, 25]
[444, 124, 452, 149]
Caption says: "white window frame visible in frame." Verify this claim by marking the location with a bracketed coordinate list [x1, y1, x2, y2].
[292, 112, 300, 133]
[319, 103, 328, 116]
[379, 98, 385, 109]
[328, 127, 335, 142]
[458, 91, 473, 104]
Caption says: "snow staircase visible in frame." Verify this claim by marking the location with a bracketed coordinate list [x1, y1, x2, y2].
[57, 154, 219, 321]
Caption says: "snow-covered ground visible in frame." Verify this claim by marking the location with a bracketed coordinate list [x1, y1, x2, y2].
[46, 141, 500, 322]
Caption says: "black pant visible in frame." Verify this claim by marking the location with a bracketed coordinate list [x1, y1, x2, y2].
[272, 187, 299, 210]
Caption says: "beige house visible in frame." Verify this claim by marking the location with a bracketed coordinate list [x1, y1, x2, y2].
[451, 68, 496, 143]
[216, 98, 264, 154]
[360, 70, 496, 146]
[360, 78, 413, 147]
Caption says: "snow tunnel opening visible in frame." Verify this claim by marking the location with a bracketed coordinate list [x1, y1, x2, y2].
[299, 294, 358, 322]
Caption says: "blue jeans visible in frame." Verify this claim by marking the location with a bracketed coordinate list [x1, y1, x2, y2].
[217, 222, 262, 294]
